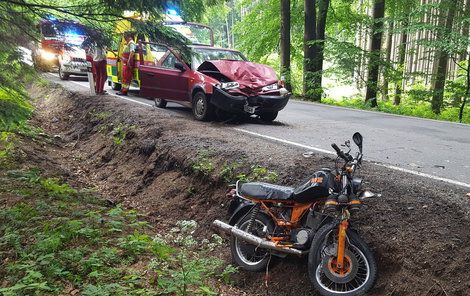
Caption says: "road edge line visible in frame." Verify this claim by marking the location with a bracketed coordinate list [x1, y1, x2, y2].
[46, 73, 153, 107]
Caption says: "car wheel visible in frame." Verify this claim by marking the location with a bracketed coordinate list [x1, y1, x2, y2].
[259, 111, 278, 122]
[58, 65, 69, 80]
[111, 82, 122, 91]
[154, 98, 167, 108]
[192, 91, 214, 121]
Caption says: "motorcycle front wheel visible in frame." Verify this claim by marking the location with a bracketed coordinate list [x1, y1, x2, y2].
[230, 212, 274, 272]
[308, 223, 377, 296]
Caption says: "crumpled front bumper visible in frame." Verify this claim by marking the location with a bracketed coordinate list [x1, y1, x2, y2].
[210, 87, 291, 114]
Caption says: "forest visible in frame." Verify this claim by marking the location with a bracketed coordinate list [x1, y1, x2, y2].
[197, 0, 470, 123]
[1, 0, 470, 128]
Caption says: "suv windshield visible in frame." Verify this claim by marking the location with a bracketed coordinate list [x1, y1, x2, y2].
[191, 48, 246, 70]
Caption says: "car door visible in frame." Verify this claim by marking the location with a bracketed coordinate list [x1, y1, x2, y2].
[139, 45, 189, 102]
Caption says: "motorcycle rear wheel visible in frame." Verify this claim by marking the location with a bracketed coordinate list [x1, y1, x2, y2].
[230, 213, 274, 272]
[308, 223, 377, 296]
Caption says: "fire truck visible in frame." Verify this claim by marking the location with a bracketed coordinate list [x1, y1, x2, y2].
[32, 18, 89, 80]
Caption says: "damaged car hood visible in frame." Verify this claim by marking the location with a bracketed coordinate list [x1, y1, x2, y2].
[198, 60, 278, 89]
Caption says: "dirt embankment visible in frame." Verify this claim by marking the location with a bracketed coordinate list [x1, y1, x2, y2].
[27, 83, 469, 296]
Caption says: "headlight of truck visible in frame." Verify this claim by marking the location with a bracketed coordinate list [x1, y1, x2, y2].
[261, 83, 279, 91]
[40, 50, 56, 61]
[218, 82, 239, 90]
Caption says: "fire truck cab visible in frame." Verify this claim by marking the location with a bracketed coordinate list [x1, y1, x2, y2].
[32, 18, 89, 80]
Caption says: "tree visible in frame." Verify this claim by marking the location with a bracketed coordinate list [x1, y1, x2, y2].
[431, 0, 457, 114]
[280, 0, 291, 91]
[365, 0, 385, 107]
[394, 17, 408, 105]
[303, 0, 330, 102]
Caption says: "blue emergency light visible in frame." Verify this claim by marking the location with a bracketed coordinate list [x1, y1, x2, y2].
[166, 8, 180, 16]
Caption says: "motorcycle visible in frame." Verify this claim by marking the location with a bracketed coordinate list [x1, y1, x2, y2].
[213, 132, 378, 296]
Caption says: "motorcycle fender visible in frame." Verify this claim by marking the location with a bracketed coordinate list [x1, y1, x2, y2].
[228, 200, 255, 226]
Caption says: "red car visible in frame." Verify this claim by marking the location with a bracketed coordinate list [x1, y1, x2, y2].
[138, 44, 290, 121]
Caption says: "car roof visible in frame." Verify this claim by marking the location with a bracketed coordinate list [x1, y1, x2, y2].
[189, 45, 241, 53]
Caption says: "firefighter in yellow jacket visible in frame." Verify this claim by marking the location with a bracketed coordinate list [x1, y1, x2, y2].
[116, 31, 136, 96]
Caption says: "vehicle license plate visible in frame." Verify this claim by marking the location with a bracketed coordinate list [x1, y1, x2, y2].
[244, 105, 257, 114]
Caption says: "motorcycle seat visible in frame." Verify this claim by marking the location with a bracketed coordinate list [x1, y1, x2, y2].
[239, 182, 294, 200]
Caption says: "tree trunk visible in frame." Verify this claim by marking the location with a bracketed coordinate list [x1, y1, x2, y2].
[394, 19, 408, 105]
[382, 20, 393, 100]
[365, 0, 385, 107]
[431, 0, 456, 114]
[458, 52, 470, 122]
[303, 0, 317, 99]
[310, 0, 330, 101]
[280, 0, 292, 91]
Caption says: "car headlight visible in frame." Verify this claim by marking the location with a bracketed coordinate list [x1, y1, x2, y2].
[218, 82, 239, 90]
[40, 50, 56, 61]
[261, 83, 279, 91]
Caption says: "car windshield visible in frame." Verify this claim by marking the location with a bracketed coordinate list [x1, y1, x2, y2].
[191, 48, 246, 70]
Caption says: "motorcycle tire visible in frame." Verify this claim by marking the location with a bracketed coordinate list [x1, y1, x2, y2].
[308, 223, 377, 296]
[230, 212, 275, 272]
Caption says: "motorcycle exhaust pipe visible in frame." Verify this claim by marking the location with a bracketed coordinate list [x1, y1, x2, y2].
[212, 220, 306, 256]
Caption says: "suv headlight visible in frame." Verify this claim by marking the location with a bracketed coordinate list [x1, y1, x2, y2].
[218, 82, 239, 90]
[40, 50, 56, 61]
[261, 83, 279, 91]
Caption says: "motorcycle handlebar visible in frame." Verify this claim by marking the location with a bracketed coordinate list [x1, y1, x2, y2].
[331, 143, 352, 162]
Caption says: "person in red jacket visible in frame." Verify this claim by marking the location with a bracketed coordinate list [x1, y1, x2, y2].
[116, 32, 136, 96]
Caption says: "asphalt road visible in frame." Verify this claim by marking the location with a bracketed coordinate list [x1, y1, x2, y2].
[46, 73, 470, 188]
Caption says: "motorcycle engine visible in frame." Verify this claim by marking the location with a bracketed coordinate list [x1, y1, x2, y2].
[291, 228, 313, 248]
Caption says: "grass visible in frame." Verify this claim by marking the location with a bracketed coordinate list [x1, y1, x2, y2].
[218, 160, 279, 184]
[319, 97, 470, 124]
[0, 166, 236, 295]
[0, 88, 33, 132]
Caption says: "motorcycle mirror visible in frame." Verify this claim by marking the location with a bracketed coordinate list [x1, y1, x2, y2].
[353, 132, 363, 152]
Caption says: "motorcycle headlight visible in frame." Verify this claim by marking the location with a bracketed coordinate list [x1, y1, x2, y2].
[352, 178, 363, 194]
[40, 50, 56, 61]
[261, 83, 279, 91]
[218, 82, 239, 90]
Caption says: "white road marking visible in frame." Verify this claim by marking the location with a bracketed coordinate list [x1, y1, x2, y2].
[46, 73, 470, 189]
[233, 128, 470, 189]
[373, 163, 470, 188]
[232, 128, 335, 155]
[47, 73, 153, 107]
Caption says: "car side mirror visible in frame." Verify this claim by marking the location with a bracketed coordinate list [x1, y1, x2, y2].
[174, 61, 186, 72]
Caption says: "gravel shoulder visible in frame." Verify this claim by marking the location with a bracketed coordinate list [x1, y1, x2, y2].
[27, 81, 470, 296]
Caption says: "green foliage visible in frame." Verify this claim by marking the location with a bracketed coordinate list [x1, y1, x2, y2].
[219, 161, 241, 183]
[111, 123, 133, 146]
[92, 110, 113, 121]
[149, 221, 229, 296]
[8, 169, 77, 198]
[0, 166, 235, 295]
[237, 164, 278, 183]
[321, 96, 470, 124]
[192, 150, 214, 175]
[0, 132, 16, 160]
[0, 88, 33, 132]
